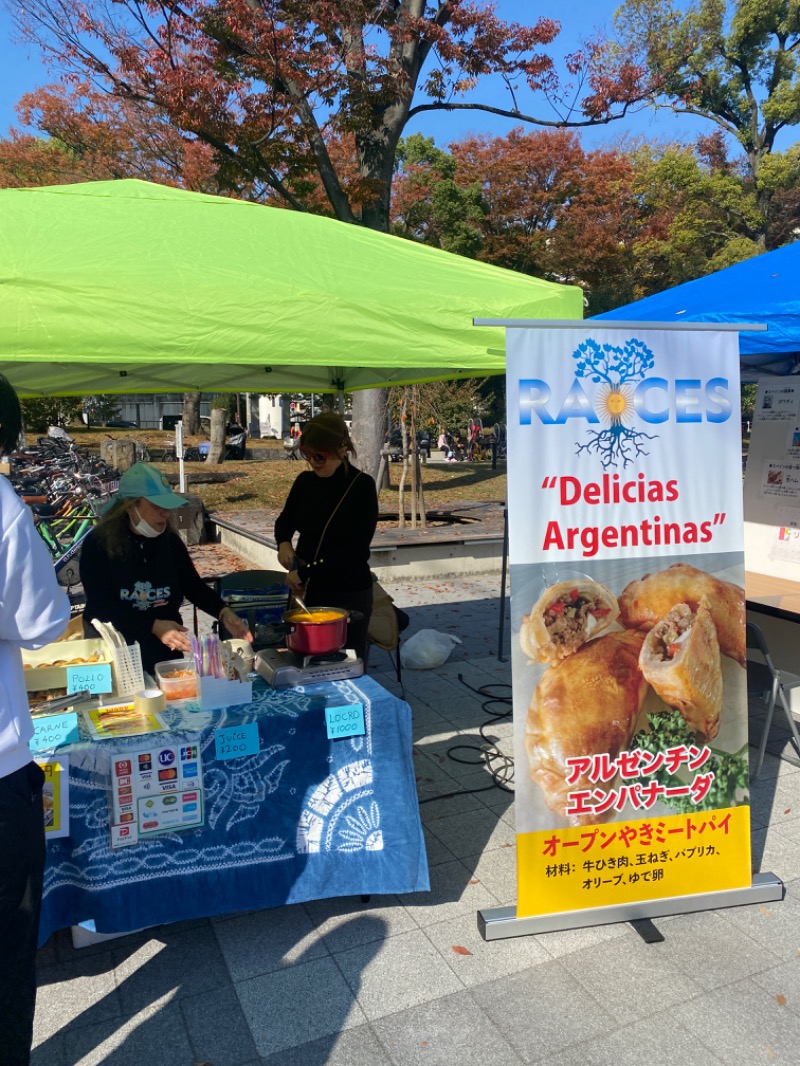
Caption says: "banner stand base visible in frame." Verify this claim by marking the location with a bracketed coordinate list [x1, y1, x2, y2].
[477, 871, 784, 941]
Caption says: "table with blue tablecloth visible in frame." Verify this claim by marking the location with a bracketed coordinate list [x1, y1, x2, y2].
[40, 675, 429, 945]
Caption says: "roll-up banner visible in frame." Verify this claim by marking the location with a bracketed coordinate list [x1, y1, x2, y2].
[506, 326, 751, 921]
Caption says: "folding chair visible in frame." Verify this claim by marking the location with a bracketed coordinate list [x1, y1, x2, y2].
[365, 579, 409, 689]
[213, 569, 291, 644]
[746, 621, 800, 778]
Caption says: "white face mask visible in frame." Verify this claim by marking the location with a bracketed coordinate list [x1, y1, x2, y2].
[130, 505, 163, 539]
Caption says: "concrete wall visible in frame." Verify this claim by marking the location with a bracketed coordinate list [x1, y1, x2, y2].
[214, 524, 505, 583]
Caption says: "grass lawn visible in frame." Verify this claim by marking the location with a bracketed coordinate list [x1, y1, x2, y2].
[59, 427, 508, 512]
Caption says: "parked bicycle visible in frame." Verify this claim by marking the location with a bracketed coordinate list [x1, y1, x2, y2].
[492, 422, 507, 460]
[466, 418, 490, 461]
[9, 436, 118, 603]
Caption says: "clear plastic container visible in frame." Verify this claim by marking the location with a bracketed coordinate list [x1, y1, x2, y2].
[154, 659, 198, 701]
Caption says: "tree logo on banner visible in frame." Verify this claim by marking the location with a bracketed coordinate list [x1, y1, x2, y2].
[574, 338, 658, 470]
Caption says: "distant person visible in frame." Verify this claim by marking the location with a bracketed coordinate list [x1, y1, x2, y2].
[0, 372, 71, 1066]
[275, 414, 378, 660]
[225, 422, 247, 460]
[80, 463, 251, 673]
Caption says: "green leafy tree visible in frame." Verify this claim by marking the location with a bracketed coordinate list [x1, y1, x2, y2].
[741, 383, 758, 422]
[393, 135, 485, 258]
[81, 395, 121, 425]
[20, 396, 84, 433]
[628, 139, 763, 295]
[392, 125, 788, 310]
[756, 145, 800, 246]
[391, 379, 494, 440]
[614, 0, 800, 200]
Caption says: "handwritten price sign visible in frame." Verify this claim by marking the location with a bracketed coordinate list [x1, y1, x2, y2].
[325, 703, 365, 740]
[66, 663, 113, 696]
[214, 722, 259, 761]
[29, 712, 79, 753]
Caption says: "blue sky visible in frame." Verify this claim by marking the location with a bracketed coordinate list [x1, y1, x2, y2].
[0, 1, 779, 156]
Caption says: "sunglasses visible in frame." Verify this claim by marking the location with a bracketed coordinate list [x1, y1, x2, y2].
[299, 448, 330, 464]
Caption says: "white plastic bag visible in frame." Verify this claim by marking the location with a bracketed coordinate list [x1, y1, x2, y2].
[400, 628, 462, 670]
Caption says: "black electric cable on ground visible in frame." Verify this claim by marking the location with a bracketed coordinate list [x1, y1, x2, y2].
[417, 672, 515, 805]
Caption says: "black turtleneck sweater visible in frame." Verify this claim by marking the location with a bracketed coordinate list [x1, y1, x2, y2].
[274, 463, 378, 602]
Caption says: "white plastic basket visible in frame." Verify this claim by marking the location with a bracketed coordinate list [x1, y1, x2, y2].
[113, 642, 144, 698]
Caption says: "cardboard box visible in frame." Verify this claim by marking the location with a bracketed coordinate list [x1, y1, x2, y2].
[22, 638, 110, 693]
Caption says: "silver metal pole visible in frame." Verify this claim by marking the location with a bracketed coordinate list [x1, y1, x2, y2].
[175, 421, 186, 495]
[473, 318, 767, 331]
[478, 873, 784, 941]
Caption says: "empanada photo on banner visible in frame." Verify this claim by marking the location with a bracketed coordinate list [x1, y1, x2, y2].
[510, 552, 749, 835]
[519, 579, 620, 663]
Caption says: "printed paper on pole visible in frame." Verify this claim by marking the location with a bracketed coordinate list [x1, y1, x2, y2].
[36, 755, 70, 839]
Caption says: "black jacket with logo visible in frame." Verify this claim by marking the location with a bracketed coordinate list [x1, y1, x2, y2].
[80, 526, 225, 673]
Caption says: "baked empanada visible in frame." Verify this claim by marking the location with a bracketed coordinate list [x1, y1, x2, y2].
[520, 579, 620, 664]
[618, 563, 745, 667]
[526, 630, 647, 826]
[638, 597, 722, 739]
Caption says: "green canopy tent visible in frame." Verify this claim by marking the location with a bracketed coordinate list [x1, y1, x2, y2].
[0, 180, 581, 397]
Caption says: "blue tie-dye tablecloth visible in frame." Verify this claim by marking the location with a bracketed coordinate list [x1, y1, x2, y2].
[40, 676, 428, 945]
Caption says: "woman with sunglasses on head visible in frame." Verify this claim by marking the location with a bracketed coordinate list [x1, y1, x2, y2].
[275, 413, 379, 661]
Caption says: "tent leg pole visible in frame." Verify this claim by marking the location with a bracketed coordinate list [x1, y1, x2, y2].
[497, 506, 508, 662]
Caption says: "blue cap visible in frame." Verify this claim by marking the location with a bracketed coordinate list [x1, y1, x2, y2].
[116, 463, 187, 509]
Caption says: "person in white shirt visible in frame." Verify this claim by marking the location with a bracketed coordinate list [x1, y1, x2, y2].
[0, 373, 70, 1066]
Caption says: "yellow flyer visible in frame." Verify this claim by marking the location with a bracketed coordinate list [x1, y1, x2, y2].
[35, 756, 70, 839]
[506, 326, 751, 920]
[84, 703, 167, 740]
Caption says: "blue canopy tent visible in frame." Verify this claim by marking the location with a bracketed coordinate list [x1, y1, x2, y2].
[594, 242, 800, 381]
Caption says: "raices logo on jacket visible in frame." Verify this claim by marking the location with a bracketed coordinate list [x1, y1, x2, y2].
[120, 581, 170, 610]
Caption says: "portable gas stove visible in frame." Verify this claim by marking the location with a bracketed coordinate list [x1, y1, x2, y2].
[256, 647, 364, 689]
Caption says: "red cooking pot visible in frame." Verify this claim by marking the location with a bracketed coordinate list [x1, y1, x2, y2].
[284, 606, 349, 656]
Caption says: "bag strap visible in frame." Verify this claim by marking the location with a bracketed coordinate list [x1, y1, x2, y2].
[304, 469, 362, 596]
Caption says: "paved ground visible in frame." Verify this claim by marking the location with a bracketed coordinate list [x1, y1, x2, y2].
[33, 571, 800, 1066]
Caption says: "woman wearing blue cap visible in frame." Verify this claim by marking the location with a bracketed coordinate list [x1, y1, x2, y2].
[80, 462, 252, 673]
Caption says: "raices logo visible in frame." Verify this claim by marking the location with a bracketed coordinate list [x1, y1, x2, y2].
[518, 337, 731, 469]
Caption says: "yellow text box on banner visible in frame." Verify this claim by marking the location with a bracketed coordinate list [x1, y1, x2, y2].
[516, 805, 751, 917]
[35, 756, 70, 839]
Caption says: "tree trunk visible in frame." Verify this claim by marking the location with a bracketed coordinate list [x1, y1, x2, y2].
[183, 392, 201, 434]
[207, 408, 226, 463]
[416, 447, 427, 529]
[351, 388, 386, 482]
[397, 389, 408, 530]
[408, 386, 426, 528]
[408, 388, 417, 530]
